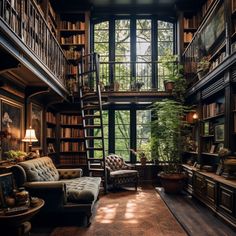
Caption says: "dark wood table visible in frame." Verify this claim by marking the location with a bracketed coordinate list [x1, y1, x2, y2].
[0, 198, 44, 236]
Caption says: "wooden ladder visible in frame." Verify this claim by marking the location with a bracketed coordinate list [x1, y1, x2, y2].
[78, 53, 107, 194]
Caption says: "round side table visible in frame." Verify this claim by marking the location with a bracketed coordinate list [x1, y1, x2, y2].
[0, 198, 44, 236]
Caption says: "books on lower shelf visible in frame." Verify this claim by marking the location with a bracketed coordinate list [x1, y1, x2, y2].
[46, 112, 56, 124]
[60, 35, 85, 45]
[60, 21, 85, 30]
[59, 155, 87, 165]
[60, 141, 84, 152]
[202, 102, 224, 119]
[60, 114, 82, 125]
[60, 127, 83, 138]
[46, 127, 55, 138]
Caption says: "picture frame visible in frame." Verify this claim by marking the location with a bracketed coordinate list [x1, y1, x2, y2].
[215, 124, 224, 142]
[1, 98, 23, 159]
[31, 103, 43, 150]
[0, 173, 15, 208]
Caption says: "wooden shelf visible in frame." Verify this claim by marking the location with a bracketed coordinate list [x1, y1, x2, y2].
[201, 135, 214, 138]
[60, 137, 84, 140]
[184, 151, 198, 155]
[202, 113, 224, 121]
[60, 29, 85, 33]
[60, 151, 86, 154]
[201, 152, 218, 157]
[60, 124, 82, 127]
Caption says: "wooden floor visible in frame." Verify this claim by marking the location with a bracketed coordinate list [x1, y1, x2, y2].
[156, 187, 236, 236]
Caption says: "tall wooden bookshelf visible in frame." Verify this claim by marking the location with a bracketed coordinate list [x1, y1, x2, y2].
[59, 12, 90, 95]
[59, 112, 86, 166]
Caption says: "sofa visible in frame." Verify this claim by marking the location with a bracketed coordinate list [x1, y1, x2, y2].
[11, 156, 101, 226]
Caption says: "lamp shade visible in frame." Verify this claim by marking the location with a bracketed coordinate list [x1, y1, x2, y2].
[22, 128, 38, 142]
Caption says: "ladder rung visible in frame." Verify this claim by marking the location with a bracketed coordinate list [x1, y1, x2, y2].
[85, 136, 103, 139]
[84, 125, 102, 129]
[86, 147, 104, 150]
[89, 168, 104, 172]
[87, 158, 103, 161]
[82, 105, 100, 110]
[82, 115, 101, 120]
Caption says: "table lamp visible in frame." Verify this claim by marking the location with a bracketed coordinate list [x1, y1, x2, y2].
[22, 127, 38, 152]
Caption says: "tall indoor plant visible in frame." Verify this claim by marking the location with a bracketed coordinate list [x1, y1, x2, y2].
[151, 54, 189, 193]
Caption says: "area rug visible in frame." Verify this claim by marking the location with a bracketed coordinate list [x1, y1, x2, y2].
[45, 186, 187, 236]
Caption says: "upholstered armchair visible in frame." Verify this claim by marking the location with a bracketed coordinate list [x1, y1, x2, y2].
[105, 154, 138, 190]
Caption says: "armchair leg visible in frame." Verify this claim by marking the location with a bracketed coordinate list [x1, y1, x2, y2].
[85, 212, 92, 227]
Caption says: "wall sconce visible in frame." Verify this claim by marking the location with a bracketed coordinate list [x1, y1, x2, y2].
[192, 112, 199, 120]
[22, 127, 38, 152]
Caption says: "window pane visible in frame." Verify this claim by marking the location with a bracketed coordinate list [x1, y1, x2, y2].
[137, 110, 151, 160]
[115, 110, 130, 161]
[94, 21, 109, 86]
[157, 20, 174, 91]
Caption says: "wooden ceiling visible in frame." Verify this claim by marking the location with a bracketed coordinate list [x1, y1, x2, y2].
[55, 0, 204, 16]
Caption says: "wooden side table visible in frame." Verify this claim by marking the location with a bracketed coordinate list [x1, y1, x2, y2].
[0, 199, 44, 236]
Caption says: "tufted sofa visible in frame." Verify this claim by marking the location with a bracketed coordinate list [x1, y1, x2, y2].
[106, 154, 138, 190]
[11, 156, 101, 226]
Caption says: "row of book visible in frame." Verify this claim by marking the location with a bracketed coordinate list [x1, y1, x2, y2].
[183, 32, 194, 43]
[202, 102, 224, 119]
[60, 128, 83, 138]
[60, 21, 85, 30]
[60, 142, 84, 152]
[64, 49, 82, 60]
[60, 114, 82, 125]
[61, 35, 85, 45]
[210, 51, 226, 71]
[59, 156, 87, 165]
[68, 65, 78, 75]
[183, 16, 198, 29]
[46, 128, 55, 138]
[46, 112, 56, 124]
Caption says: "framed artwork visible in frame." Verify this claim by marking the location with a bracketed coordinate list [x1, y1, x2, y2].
[215, 124, 224, 142]
[31, 103, 43, 150]
[1, 98, 23, 159]
[0, 173, 15, 208]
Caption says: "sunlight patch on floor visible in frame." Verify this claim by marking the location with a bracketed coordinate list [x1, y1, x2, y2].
[95, 203, 119, 223]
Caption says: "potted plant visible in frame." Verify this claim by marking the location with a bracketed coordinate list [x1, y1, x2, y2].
[151, 99, 190, 193]
[130, 142, 151, 165]
[160, 52, 186, 98]
[197, 56, 210, 80]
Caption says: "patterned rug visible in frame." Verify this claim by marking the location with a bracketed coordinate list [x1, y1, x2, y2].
[36, 186, 187, 236]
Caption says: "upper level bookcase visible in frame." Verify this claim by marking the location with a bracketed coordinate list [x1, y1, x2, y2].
[59, 12, 90, 95]
[182, 0, 226, 84]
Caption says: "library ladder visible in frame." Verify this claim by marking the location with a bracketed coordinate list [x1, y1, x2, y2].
[78, 53, 107, 193]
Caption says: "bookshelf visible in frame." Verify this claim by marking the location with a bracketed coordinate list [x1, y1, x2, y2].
[59, 12, 90, 95]
[45, 111, 57, 159]
[59, 113, 86, 165]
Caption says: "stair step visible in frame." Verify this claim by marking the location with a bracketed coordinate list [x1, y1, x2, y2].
[81, 92, 97, 99]
[82, 115, 101, 120]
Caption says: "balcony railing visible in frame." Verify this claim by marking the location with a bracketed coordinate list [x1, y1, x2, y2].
[99, 61, 172, 92]
[0, 0, 67, 85]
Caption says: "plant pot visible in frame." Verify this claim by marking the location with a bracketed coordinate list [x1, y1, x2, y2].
[140, 156, 147, 165]
[158, 173, 186, 194]
[164, 81, 174, 93]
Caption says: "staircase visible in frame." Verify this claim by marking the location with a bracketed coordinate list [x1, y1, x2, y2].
[78, 53, 107, 193]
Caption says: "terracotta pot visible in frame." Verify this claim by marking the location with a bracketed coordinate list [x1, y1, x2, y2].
[159, 173, 186, 194]
[140, 156, 147, 165]
[164, 81, 174, 93]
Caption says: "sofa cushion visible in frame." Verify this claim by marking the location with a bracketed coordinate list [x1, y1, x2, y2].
[63, 177, 101, 204]
[18, 157, 59, 182]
